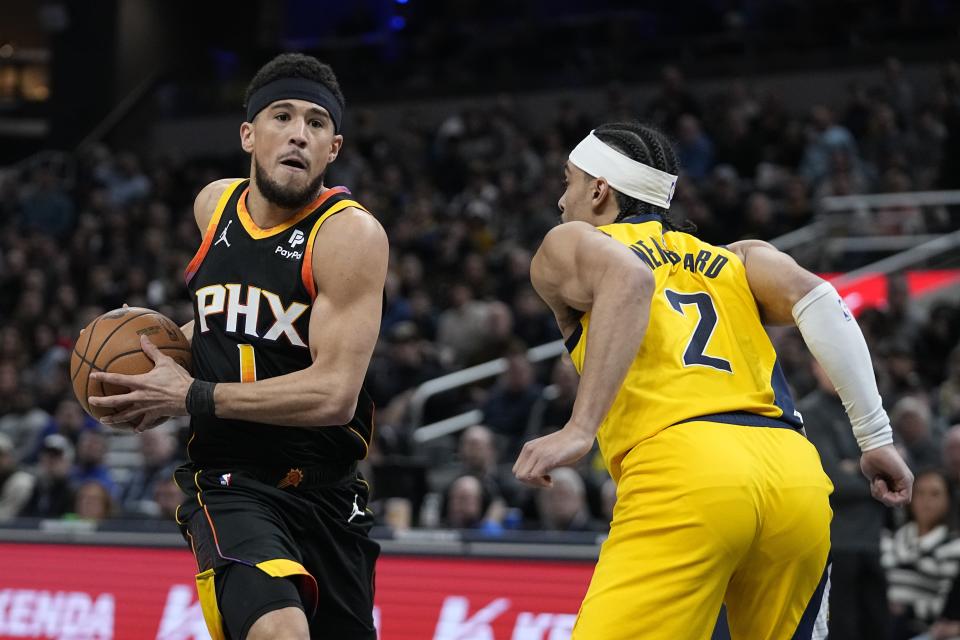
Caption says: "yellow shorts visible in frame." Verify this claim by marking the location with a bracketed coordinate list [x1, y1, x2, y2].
[573, 421, 833, 640]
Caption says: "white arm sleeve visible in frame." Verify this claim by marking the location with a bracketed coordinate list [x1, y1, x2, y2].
[792, 281, 893, 452]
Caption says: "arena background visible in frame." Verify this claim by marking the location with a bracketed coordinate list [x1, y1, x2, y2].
[1, 1, 960, 638]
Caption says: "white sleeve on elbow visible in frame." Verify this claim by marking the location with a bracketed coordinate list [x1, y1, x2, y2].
[792, 282, 893, 452]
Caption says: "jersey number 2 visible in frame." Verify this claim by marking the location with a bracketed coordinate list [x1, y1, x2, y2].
[238, 344, 257, 382]
[664, 290, 732, 373]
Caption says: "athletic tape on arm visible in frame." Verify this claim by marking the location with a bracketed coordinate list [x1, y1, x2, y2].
[792, 282, 893, 451]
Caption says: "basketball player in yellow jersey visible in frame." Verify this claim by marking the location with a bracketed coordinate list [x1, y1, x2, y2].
[513, 122, 914, 639]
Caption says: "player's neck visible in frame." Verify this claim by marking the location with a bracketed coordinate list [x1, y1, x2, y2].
[246, 183, 325, 228]
[590, 200, 620, 227]
[592, 210, 619, 227]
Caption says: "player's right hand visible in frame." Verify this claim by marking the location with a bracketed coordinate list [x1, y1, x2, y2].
[860, 444, 914, 507]
[513, 425, 594, 488]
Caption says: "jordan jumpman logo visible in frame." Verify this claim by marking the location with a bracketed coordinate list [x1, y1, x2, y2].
[215, 219, 233, 247]
[348, 494, 363, 522]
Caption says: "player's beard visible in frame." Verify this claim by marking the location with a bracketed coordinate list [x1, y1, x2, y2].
[254, 158, 326, 210]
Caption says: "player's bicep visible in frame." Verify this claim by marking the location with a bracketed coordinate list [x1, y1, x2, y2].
[306, 212, 388, 385]
[731, 240, 824, 325]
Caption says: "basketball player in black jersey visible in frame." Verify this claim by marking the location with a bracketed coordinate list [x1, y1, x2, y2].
[89, 54, 388, 639]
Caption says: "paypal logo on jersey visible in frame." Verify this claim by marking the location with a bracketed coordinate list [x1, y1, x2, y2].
[276, 229, 305, 260]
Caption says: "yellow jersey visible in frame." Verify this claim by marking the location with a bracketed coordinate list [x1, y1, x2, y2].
[566, 214, 803, 481]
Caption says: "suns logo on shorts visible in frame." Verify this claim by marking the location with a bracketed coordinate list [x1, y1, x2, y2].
[277, 468, 304, 489]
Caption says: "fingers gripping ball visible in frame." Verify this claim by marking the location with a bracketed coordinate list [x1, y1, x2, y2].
[71, 307, 192, 428]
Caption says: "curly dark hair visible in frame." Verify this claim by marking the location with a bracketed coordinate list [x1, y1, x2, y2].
[591, 122, 694, 233]
[243, 53, 345, 114]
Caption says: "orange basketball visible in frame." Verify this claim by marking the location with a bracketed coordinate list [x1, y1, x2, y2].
[71, 307, 192, 426]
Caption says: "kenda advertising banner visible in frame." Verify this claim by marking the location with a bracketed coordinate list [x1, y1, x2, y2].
[0, 543, 593, 639]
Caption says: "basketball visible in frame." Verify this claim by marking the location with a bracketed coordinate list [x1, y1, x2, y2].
[71, 307, 192, 425]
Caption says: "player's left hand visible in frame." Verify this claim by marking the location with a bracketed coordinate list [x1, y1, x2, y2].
[89, 335, 193, 432]
[513, 424, 595, 488]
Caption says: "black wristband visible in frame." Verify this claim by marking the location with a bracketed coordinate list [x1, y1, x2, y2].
[186, 380, 217, 417]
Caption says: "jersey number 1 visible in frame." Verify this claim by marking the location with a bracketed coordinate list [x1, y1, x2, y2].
[238, 344, 257, 382]
[664, 290, 732, 373]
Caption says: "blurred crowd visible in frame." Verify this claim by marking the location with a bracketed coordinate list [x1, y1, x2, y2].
[1, 58, 960, 638]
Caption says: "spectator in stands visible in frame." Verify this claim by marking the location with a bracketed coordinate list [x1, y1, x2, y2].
[861, 103, 912, 180]
[367, 322, 444, 408]
[676, 114, 714, 181]
[18, 168, 75, 239]
[380, 271, 412, 337]
[26, 399, 96, 463]
[882, 340, 925, 410]
[883, 57, 915, 121]
[737, 192, 779, 240]
[98, 151, 152, 205]
[939, 346, 960, 425]
[407, 289, 439, 343]
[882, 469, 960, 639]
[496, 247, 533, 305]
[916, 305, 960, 388]
[700, 166, 741, 243]
[714, 110, 762, 180]
[19, 434, 74, 519]
[893, 396, 941, 471]
[441, 475, 489, 529]
[456, 425, 522, 518]
[511, 286, 559, 349]
[885, 273, 926, 345]
[0, 388, 48, 462]
[70, 429, 114, 495]
[780, 175, 814, 231]
[0, 433, 34, 522]
[915, 106, 949, 190]
[482, 343, 544, 456]
[535, 468, 605, 533]
[528, 357, 579, 440]
[120, 425, 178, 516]
[801, 360, 889, 638]
[73, 480, 115, 522]
[153, 477, 182, 522]
[800, 105, 861, 187]
[472, 301, 514, 365]
[944, 425, 960, 487]
[645, 65, 702, 131]
[436, 284, 491, 367]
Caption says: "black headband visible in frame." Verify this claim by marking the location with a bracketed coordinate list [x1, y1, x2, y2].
[245, 77, 343, 132]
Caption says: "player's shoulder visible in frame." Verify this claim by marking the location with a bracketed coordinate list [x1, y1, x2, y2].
[193, 178, 244, 230]
[319, 205, 386, 243]
[537, 221, 605, 257]
[543, 220, 598, 242]
[312, 205, 388, 263]
[725, 239, 778, 265]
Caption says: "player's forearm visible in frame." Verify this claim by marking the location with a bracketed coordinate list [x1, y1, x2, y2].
[568, 269, 653, 436]
[213, 366, 358, 427]
[793, 282, 893, 451]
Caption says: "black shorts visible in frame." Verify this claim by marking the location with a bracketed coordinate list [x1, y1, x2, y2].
[174, 462, 379, 640]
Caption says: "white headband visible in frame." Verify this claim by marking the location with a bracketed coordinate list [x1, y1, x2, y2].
[568, 131, 678, 210]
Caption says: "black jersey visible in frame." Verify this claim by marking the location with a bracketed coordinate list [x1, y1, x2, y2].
[183, 179, 375, 468]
